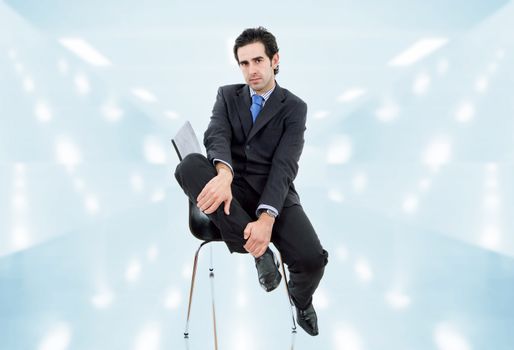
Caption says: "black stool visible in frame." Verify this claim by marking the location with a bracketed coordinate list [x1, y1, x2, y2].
[172, 121, 297, 349]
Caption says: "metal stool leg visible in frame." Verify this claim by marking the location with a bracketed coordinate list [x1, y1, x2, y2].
[183, 242, 219, 350]
[209, 244, 219, 350]
[278, 253, 297, 334]
[184, 241, 209, 338]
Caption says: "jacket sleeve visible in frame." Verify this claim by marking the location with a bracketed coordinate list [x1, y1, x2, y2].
[258, 101, 307, 214]
[203, 87, 233, 168]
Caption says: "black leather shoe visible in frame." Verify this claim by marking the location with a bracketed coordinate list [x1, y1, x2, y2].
[296, 303, 319, 336]
[254, 248, 282, 292]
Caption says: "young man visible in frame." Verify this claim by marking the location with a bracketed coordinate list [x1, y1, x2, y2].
[175, 27, 328, 336]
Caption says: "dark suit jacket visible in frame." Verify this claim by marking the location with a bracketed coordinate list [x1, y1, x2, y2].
[204, 83, 307, 214]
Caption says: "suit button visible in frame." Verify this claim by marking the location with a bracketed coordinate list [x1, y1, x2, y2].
[246, 145, 251, 150]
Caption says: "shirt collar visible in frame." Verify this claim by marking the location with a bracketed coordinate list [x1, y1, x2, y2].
[249, 85, 275, 103]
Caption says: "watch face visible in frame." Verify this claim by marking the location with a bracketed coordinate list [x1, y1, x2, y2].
[266, 209, 276, 218]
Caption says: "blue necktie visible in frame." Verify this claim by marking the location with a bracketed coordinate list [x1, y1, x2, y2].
[250, 94, 264, 123]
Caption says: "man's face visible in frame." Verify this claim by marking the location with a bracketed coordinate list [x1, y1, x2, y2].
[236, 42, 279, 94]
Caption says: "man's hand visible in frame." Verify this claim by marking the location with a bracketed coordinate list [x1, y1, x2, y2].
[197, 163, 233, 215]
[243, 213, 275, 258]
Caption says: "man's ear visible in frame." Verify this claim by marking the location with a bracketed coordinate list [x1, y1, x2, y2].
[272, 53, 280, 69]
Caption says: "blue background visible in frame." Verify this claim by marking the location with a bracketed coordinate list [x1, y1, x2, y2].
[1, 1, 514, 349]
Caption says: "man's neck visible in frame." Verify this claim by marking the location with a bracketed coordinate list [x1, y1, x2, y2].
[250, 81, 276, 96]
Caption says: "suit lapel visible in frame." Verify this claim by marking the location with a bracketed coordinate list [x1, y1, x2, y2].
[235, 86, 253, 138]
[247, 83, 286, 142]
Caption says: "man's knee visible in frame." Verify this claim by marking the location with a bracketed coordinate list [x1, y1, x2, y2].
[297, 248, 329, 272]
[175, 153, 209, 181]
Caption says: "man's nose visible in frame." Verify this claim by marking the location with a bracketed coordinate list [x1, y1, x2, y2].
[249, 63, 258, 74]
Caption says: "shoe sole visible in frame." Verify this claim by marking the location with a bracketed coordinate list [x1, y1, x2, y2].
[261, 263, 282, 293]
[263, 268, 282, 292]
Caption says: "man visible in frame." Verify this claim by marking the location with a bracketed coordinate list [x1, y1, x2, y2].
[175, 27, 328, 336]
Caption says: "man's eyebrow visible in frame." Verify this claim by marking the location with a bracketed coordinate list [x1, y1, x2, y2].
[239, 56, 265, 64]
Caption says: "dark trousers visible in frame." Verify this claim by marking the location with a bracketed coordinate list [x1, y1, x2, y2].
[175, 153, 328, 310]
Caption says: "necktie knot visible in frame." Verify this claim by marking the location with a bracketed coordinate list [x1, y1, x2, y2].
[250, 94, 264, 122]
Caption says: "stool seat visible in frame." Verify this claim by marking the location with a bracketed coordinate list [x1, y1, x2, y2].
[188, 201, 222, 242]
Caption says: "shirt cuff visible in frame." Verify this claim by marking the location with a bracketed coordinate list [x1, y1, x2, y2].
[256, 204, 279, 218]
[213, 159, 234, 175]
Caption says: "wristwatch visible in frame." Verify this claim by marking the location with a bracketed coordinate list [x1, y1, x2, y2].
[260, 209, 278, 219]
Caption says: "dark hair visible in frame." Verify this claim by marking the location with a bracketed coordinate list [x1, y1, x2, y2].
[233, 26, 280, 75]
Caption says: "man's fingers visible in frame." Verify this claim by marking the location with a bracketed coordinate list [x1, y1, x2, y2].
[257, 245, 267, 258]
[198, 197, 213, 211]
[243, 223, 252, 239]
[197, 185, 209, 202]
[197, 188, 211, 206]
[204, 200, 222, 214]
[224, 198, 232, 215]
[253, 245, 266, 258]
[244, 245, 257, 256]
[246, 239, 261, 255]
[197, 197, 207, 209]
[197, 178, 216, 202]
[244, 237, 255, 252]
[200, 195, 220, 211]
[199, 192, 222, 211]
